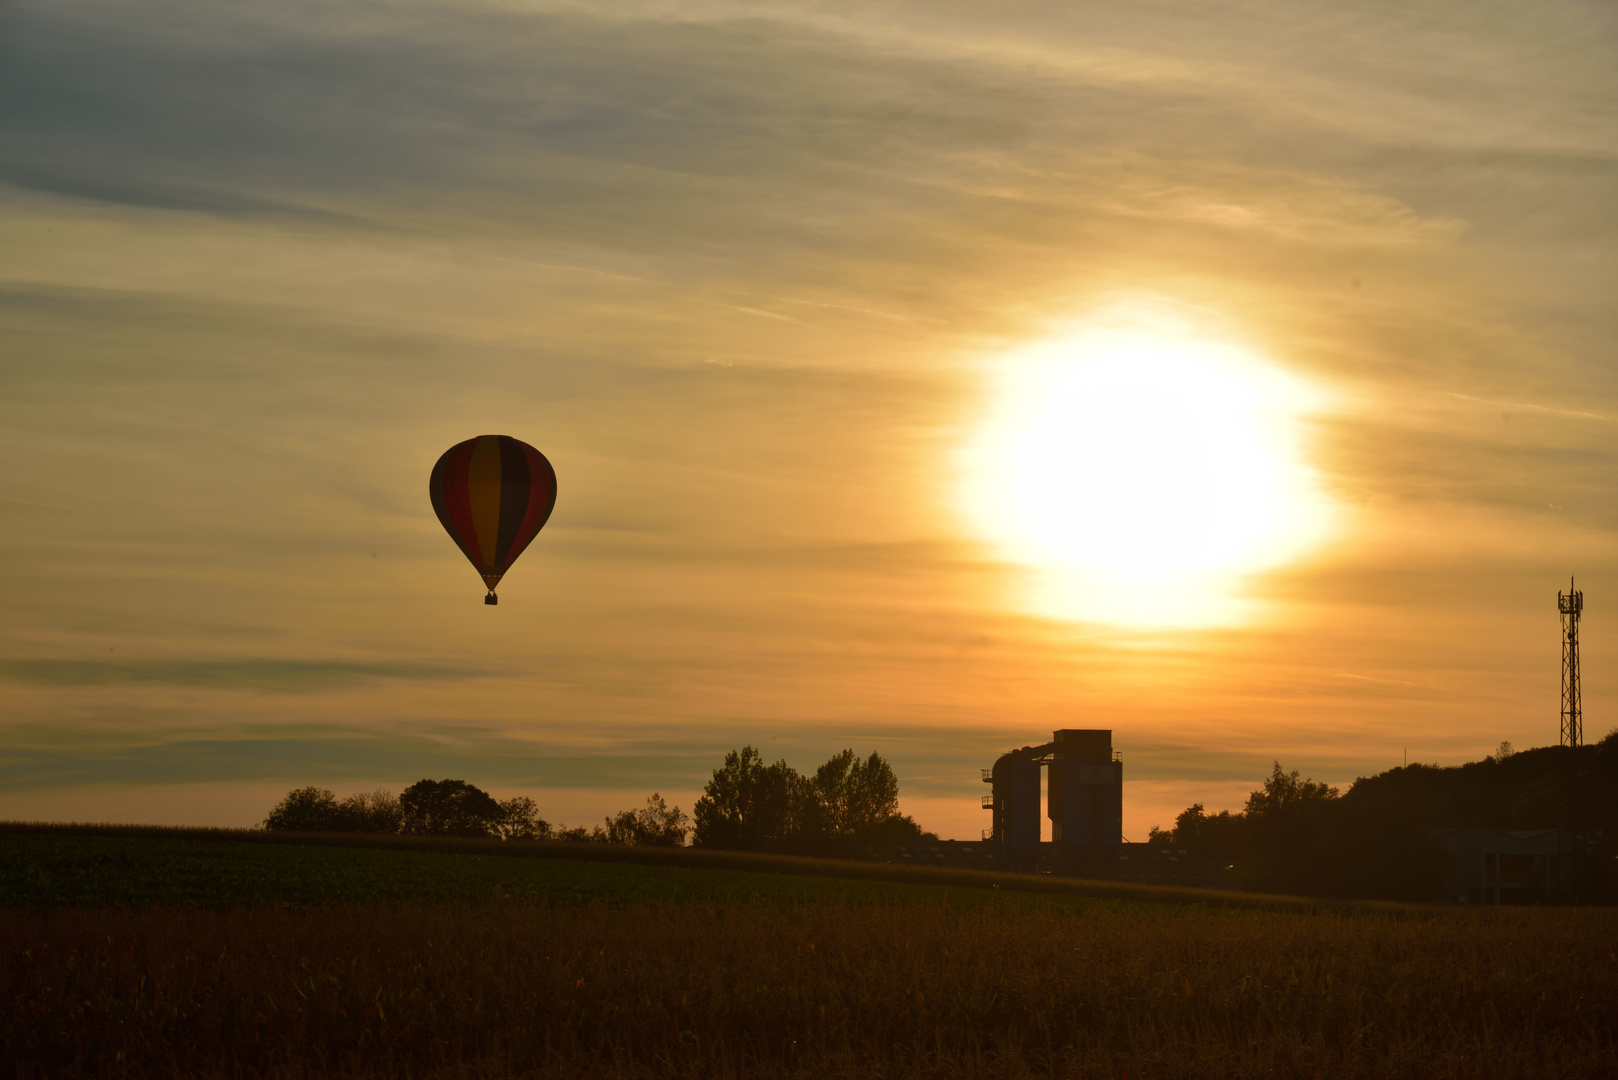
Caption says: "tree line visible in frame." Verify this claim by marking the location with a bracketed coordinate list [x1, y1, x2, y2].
[1145, 762, 1435, 899]
[264, 780, 689, 845]
[1150, 732, 1618, 901]
[262, 745, 935, 860]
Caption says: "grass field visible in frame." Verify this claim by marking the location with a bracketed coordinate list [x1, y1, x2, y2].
[2, 825, 1615, 1079]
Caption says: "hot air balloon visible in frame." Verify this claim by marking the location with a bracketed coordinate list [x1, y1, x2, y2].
[429, 435, 557, 604]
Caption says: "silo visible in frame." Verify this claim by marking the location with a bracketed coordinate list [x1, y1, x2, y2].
[1046, 728, 1122, 877]
[990, 750, 1042, 871]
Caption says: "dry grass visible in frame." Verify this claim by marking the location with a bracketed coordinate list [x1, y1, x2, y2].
[5, 898, 1615, 1079]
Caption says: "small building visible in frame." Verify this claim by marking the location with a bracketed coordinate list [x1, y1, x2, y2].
[1430, 828, 1595, 905]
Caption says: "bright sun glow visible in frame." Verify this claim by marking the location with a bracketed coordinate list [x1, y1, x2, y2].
[962, 317, 1334, 628]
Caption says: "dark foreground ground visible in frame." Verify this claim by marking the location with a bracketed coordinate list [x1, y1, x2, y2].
[1, 826, 1615, 1079]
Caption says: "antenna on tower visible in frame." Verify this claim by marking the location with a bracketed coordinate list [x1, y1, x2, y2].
[1558, 576, 1583, 748]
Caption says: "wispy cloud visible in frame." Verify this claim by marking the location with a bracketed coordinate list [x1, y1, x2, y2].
[0, 659, 482, 692]
[1446, 393, 1613, 423]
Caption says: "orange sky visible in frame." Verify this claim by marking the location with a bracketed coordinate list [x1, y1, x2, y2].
[1, 0, 1614, 840]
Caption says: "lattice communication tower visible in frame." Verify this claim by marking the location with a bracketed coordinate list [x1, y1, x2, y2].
[1559, 577, 1583, 748]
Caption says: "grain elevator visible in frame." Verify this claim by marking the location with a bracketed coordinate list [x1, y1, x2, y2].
[983, 729, 1123, 877]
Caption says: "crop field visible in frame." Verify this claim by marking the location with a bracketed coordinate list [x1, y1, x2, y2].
[2, 826, 1615, 1079]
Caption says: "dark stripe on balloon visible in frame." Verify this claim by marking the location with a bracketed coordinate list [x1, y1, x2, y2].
[508, 443, 558, 568]
[495, 435, 532, 568]
[430, 438, 482, 570]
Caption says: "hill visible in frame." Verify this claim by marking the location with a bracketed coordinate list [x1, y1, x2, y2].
[1165, 734, 1618, 901]
[1343, 738, 1618, 834]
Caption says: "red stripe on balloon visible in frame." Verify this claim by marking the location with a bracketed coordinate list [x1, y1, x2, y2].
[509, 442, 557, 564]
[439, 438, 483, 569]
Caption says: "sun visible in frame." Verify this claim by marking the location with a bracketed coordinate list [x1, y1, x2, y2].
[960, 317, 1333, 628]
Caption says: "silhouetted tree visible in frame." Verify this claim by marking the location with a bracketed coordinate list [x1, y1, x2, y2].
[693, 746, 813, 851]
[335, 789, 403, 834]
[859, 812, 935, 861]
[603, 793, 690, 846]
[264, 783, 560, 841]
[809, 749, 910, 857]
[398, 779, 503, 837]
[495, 796, 551, 841]
[264, 786, 345, 831]
[814, 750, 898, 834]
[694, 746, 932, 858]
[1246, 762, 1339, 818]
[1242, 762, 1340, 893]
[1171, 802, 1246, 875]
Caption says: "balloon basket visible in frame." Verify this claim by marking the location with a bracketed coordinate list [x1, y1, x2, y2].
[484, 593, 498, 606]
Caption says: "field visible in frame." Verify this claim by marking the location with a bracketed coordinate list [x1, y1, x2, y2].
[2, 826, 1615, 1079]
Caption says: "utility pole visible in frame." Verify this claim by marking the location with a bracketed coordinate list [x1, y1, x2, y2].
[1559, 577, 1583, 748]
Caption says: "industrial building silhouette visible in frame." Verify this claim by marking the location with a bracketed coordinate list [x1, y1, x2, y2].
[898, 728, 1216, 886]
[986, 728, 1123, 876]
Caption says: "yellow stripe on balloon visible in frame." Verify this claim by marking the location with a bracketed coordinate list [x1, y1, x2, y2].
[467, 436, 503, 567]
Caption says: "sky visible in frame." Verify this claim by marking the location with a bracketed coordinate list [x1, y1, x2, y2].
[1, 0, 1615, 840]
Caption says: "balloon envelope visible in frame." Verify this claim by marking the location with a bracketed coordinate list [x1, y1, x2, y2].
[429, 435, 557, 600]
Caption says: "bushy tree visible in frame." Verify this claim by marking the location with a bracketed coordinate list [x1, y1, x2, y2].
[1240, 763, 1340, 893]
[603, 793, 690, 846]
[264, 787, 400, 833]
[336, 789, 403, 834]
[398, 779, 503, 837]
[692, 746, 813, 851]
[858, 811, 935, 861]
[495, 796, 551, 841]
[1165, 767, 1340, 891]
[264, 786, 345, 831]
[264, 783, 558, 842]
[1171, 802, 1245, 872]
[694, 746, 930, 858]
[813, 750, 899, 838]
[1245, 762, 1339, 819]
